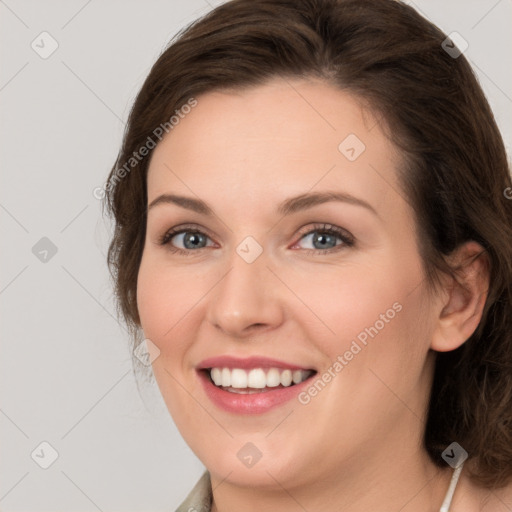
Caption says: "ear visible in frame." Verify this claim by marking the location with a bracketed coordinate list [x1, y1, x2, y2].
[430, 241, 490, 352]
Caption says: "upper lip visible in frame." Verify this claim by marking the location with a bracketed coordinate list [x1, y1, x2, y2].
[197, 355, 315, 371]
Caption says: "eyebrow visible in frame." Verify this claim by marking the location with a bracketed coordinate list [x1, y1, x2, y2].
[147, 191, 378, 217]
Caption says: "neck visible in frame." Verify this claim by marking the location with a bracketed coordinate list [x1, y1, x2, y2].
[210, 447, 453, 512]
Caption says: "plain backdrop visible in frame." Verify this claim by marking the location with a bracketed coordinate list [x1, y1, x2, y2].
[1, 0, 511, 510]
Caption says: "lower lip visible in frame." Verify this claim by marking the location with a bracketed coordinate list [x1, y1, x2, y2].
[198, 370, 314, 414]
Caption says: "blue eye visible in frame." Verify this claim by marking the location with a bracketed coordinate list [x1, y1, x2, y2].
[297, 228, 347, 251]
[159, 223, 354, 256]
[171, 231, 209, 250]
[159, 226, 215, 256]
[292, 223, 354, 255]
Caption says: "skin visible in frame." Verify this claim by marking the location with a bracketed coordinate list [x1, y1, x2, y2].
[136, 77, 499, 511]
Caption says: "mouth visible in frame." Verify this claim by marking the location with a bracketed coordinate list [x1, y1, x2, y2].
[204, 367, 315, 394]
[196, 356, 317, 414]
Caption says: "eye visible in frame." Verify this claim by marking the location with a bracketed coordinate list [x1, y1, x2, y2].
[291, 223, 354, 254]
[158, 223, 354, 256]
[158, 225, 215, 256]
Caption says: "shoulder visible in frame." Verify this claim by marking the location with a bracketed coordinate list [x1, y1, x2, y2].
[174, 471, 212, 512]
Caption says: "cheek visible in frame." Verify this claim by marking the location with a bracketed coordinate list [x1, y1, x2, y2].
[137, 263, 167, 339]
[296, 267, 432, 440]
[136, 253, 216, 381]
[294, 254, 431, 399]
[136, 257, 188, 358]
[291, 264, 408, 349]
[136, 258, 198, 415]
[136, 250, 426, 357]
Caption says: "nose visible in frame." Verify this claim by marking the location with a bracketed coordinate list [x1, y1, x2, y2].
[206, 249, 285, 338]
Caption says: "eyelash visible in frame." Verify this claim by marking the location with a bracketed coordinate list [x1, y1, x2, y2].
[157, 223, 355, 257]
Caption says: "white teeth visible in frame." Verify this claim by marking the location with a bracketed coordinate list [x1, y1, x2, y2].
[231, 369, 247, 388]
[221, 368, 231, 387]
[208, 367, 313, 389]
[247, 369, 266, 388]
[211, 368, 222, 386]
[266, 368, 281, 387]
[280, 369, 292, 387]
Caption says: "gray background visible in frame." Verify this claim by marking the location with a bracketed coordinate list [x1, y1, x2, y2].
[1, 0, 510, 510]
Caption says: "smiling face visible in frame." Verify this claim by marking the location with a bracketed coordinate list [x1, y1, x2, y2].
[137, 77, 441, 491]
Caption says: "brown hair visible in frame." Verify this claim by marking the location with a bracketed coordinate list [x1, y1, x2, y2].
[104, 0, 512, 489]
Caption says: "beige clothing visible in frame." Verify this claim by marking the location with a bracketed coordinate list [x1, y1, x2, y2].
[175, 471, 212, 512]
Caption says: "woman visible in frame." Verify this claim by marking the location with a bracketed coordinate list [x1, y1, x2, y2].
[104, 0, 512, 510]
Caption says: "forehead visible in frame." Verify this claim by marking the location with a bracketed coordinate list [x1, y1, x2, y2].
[146, 78, 405, 221]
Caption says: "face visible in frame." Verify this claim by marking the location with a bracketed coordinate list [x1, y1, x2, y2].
[137, 78, 438, 490]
